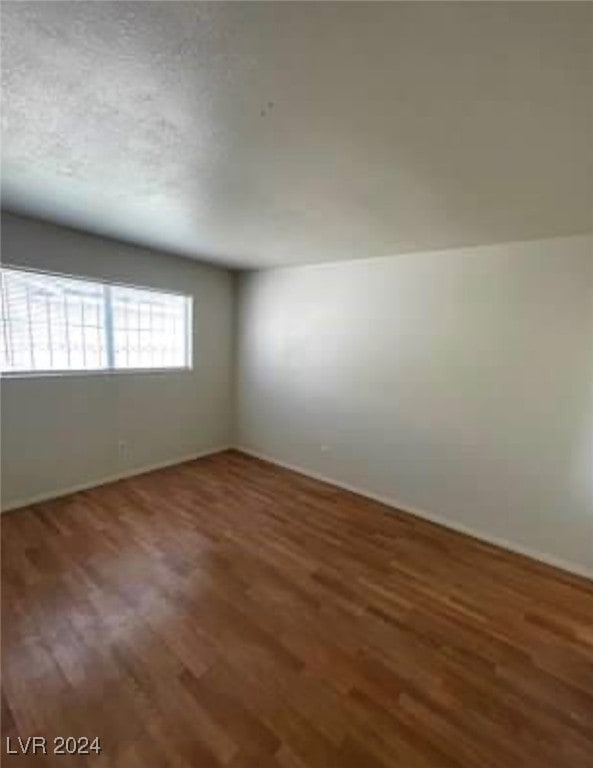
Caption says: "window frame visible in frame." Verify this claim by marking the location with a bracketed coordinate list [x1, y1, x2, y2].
[0, 264, 194, 378]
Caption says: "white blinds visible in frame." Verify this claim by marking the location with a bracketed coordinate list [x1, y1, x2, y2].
[0, 268, 192, 374]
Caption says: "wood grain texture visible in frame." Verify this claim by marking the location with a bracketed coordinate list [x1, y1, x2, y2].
[2, 449, 592, 767]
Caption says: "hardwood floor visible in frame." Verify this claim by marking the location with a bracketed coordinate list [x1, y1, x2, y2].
[2, 450, 592, 767]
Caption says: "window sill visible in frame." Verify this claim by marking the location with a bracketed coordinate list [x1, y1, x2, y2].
[1, 367, 194, 379]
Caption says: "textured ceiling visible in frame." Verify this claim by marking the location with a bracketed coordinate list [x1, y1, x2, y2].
[2, 2, 592, 269]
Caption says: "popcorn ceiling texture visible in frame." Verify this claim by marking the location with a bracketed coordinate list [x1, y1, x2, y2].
[2, 1, 592, 268]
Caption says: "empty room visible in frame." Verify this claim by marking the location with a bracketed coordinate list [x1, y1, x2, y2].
[1, 2, 592, 767]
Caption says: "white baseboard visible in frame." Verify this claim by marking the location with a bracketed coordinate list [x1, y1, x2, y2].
[1, 445, 231, 513]
[236, 446, 593, 583]
[4, 442, 592, 583]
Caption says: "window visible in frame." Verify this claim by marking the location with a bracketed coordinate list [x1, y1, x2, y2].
[0, 268, 192, 374]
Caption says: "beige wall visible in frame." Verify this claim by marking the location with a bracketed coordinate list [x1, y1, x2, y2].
[1, 212, 235, 508]
[236, 235, 593, 576]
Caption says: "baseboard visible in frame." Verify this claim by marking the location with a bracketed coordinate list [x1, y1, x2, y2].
[236, 446, 593, 583]
[0, 445, 231, 513]
[4, 442, 591, 583]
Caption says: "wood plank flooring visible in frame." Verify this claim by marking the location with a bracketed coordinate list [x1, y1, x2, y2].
[2, 449, 593, 767]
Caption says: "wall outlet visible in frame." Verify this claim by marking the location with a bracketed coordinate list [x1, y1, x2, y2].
[117, 440, 128, 460]
[320, 444, 330, 453]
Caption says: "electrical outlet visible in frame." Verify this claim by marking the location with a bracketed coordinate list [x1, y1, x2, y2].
[320, 444, 330, 453]
[118, 440, 128, 460]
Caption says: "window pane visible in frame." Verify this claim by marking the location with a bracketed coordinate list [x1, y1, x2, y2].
[110, 285, 191, 370]
[1, 268, 107, 373]
[1, 268, 192, 374]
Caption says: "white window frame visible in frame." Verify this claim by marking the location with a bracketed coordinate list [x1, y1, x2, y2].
[1, 265, 194, 377]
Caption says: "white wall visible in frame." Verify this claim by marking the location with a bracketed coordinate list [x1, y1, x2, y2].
[3, 215, 592, 577]
[1, 212, 235, 509]
[236, 235, 593, 576]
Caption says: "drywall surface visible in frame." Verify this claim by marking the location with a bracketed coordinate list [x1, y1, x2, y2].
[1, 212, 234, 508]
[236, 235, 593, 575]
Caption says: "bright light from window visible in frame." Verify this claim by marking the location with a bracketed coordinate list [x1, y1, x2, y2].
[0, 268, 192, 374]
